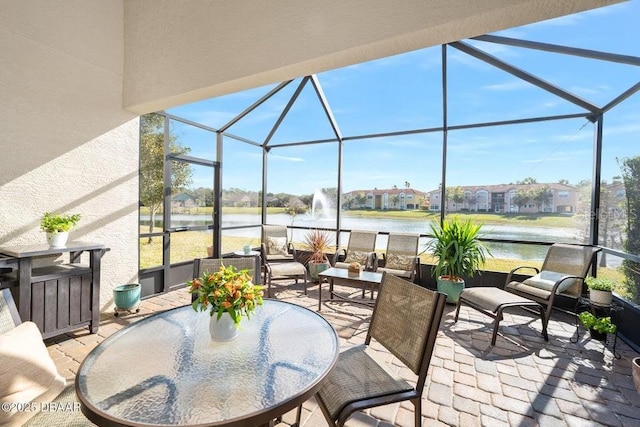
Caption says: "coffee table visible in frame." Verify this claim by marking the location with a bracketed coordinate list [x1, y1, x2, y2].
[318, 267, 383, 311]
[76, 299, 338, 427]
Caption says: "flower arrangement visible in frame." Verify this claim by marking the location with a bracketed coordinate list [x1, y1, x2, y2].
[348, 261, 362, 273]
[187, 264, 264, 326]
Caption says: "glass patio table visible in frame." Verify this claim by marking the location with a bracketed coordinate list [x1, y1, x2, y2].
[76, 299, 339, 427]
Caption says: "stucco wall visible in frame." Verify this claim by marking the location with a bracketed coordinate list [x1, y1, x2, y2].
[0, 0, 138, 310]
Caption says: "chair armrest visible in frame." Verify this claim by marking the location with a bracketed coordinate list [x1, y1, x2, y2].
[288, 242, 298, 261]
[367, 252, 378, 271]
[332, 248, 346, 266]
[506, 266, 540, 284]
[549, 274, 581, 295]
[260, 243, 268, 266]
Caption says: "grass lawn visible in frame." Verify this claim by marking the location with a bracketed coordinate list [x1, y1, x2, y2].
[141, 206, 576, 228]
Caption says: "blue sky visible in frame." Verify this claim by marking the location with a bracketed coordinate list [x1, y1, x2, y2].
[167, 1, 640, 196]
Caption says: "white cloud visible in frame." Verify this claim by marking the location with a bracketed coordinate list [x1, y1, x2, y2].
[482, 80, 531, 91]
[270, 154, 305, 162]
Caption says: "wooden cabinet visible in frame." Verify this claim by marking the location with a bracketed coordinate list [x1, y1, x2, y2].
[0, 242, 108, 339]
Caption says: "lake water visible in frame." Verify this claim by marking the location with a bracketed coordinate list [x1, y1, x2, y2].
[142, 212, 586, 262]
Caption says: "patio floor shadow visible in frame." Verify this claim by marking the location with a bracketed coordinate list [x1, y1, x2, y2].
[44, 280, 640, 427]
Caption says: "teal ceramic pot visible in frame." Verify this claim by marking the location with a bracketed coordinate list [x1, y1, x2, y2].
[308, 261, 330, 280]
[436, 276, 465, 304]
[113, 284, 141, 310]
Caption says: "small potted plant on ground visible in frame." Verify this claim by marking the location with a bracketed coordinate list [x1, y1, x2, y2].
[40, 212, 81, 248]
[303, 229, 333, 281]
[578, 311, 617, 342]
[426, 216, 491, 304]
[585, 276, 614, 307]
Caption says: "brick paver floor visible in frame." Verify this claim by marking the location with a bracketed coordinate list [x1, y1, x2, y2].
[44, 280, 640, 427]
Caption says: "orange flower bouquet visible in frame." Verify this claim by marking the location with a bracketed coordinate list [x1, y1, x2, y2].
[187, 264, 264, 326]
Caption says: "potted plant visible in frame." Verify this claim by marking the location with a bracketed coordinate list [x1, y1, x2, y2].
[585, 276, 614, 307]
[426, 216, 491, 304]
[578, 311, 617, 341]
[303, 229, 333, 280]
[40, 212, 81, 248]
[187, 264, 264, 341]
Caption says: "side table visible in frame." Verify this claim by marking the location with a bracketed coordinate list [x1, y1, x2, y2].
[571, 295, 623, 359]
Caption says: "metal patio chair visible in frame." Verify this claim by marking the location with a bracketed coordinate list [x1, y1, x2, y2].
[505, 243, 601, 329]
[260, 225, 308, 297]
[333, 230, 377, 271]
[314, 273, 447, 427]
[375, 233, 420, 282]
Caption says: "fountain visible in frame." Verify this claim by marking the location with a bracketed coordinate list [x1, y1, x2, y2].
[311, 189, 334, 220]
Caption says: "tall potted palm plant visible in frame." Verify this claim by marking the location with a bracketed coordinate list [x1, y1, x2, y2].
[303, 229, 333, 280]
[427, 216, 491, 304]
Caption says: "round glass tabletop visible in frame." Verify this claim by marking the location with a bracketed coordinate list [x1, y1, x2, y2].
[76, 299, 338, 426]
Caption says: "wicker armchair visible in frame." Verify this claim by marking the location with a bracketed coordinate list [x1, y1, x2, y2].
[315, 273, 446, 427]
[375, 233, 420, 282]
[506, 243, 601, 328]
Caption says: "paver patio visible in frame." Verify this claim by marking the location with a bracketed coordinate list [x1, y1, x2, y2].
[44, 281, 640, 427]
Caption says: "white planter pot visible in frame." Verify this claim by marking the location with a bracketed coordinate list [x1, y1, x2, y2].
[46, 231, 69, 248]
[209, 313, 239, 342]
[589, 289, 612, 307]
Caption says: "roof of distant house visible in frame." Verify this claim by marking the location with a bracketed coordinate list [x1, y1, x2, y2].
[426, 182, 576, 194]
[345, 188, 427, 196]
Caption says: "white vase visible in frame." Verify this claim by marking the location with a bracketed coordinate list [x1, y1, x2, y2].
[47, 231, 69, 248]
[209, 313, 239, 342]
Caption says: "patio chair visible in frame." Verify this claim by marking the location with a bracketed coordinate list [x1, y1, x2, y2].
[375, 233, 420, 282]
[260, 225, 308, 297]
[332, 230, 377, 271]
[0, 288, 96, 426]
[331, 230, 378, 299]
[194, 257, 261, 284]
[505, 243, 601, 329]
[261, 225, 298, 264]
[314, 273, 447, 427]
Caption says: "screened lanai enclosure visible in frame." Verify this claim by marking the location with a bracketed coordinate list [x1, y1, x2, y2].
[138, 5, 640, 348]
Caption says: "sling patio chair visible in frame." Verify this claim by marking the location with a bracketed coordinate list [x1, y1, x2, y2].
[375, 233, 420, 282]
[261, 225, 298, 264]
[505, 243, 601, 329]
[314, 273, 447, 427]
[332, 230, 377, 271]
[192, 257, 262, 302]
[331, 230, 378, 299]
[260, 225, 308, 297]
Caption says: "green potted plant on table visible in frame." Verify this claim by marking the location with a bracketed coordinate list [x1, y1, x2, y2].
[40, 212, 81, 248]
[578, 311, 616, 342]
[426, 216, 491, 304]
[187, 264, 264, 342]
[303, 229, 334, 281]
[585, 276, 614, 307]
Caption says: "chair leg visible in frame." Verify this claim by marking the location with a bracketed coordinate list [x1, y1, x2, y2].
[413, 397, 422, 427]
[454, 297, 463, 323]
[539, 306, 549, 341]
[491, 309, 504, 346]
[294, 404, 302, 427]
